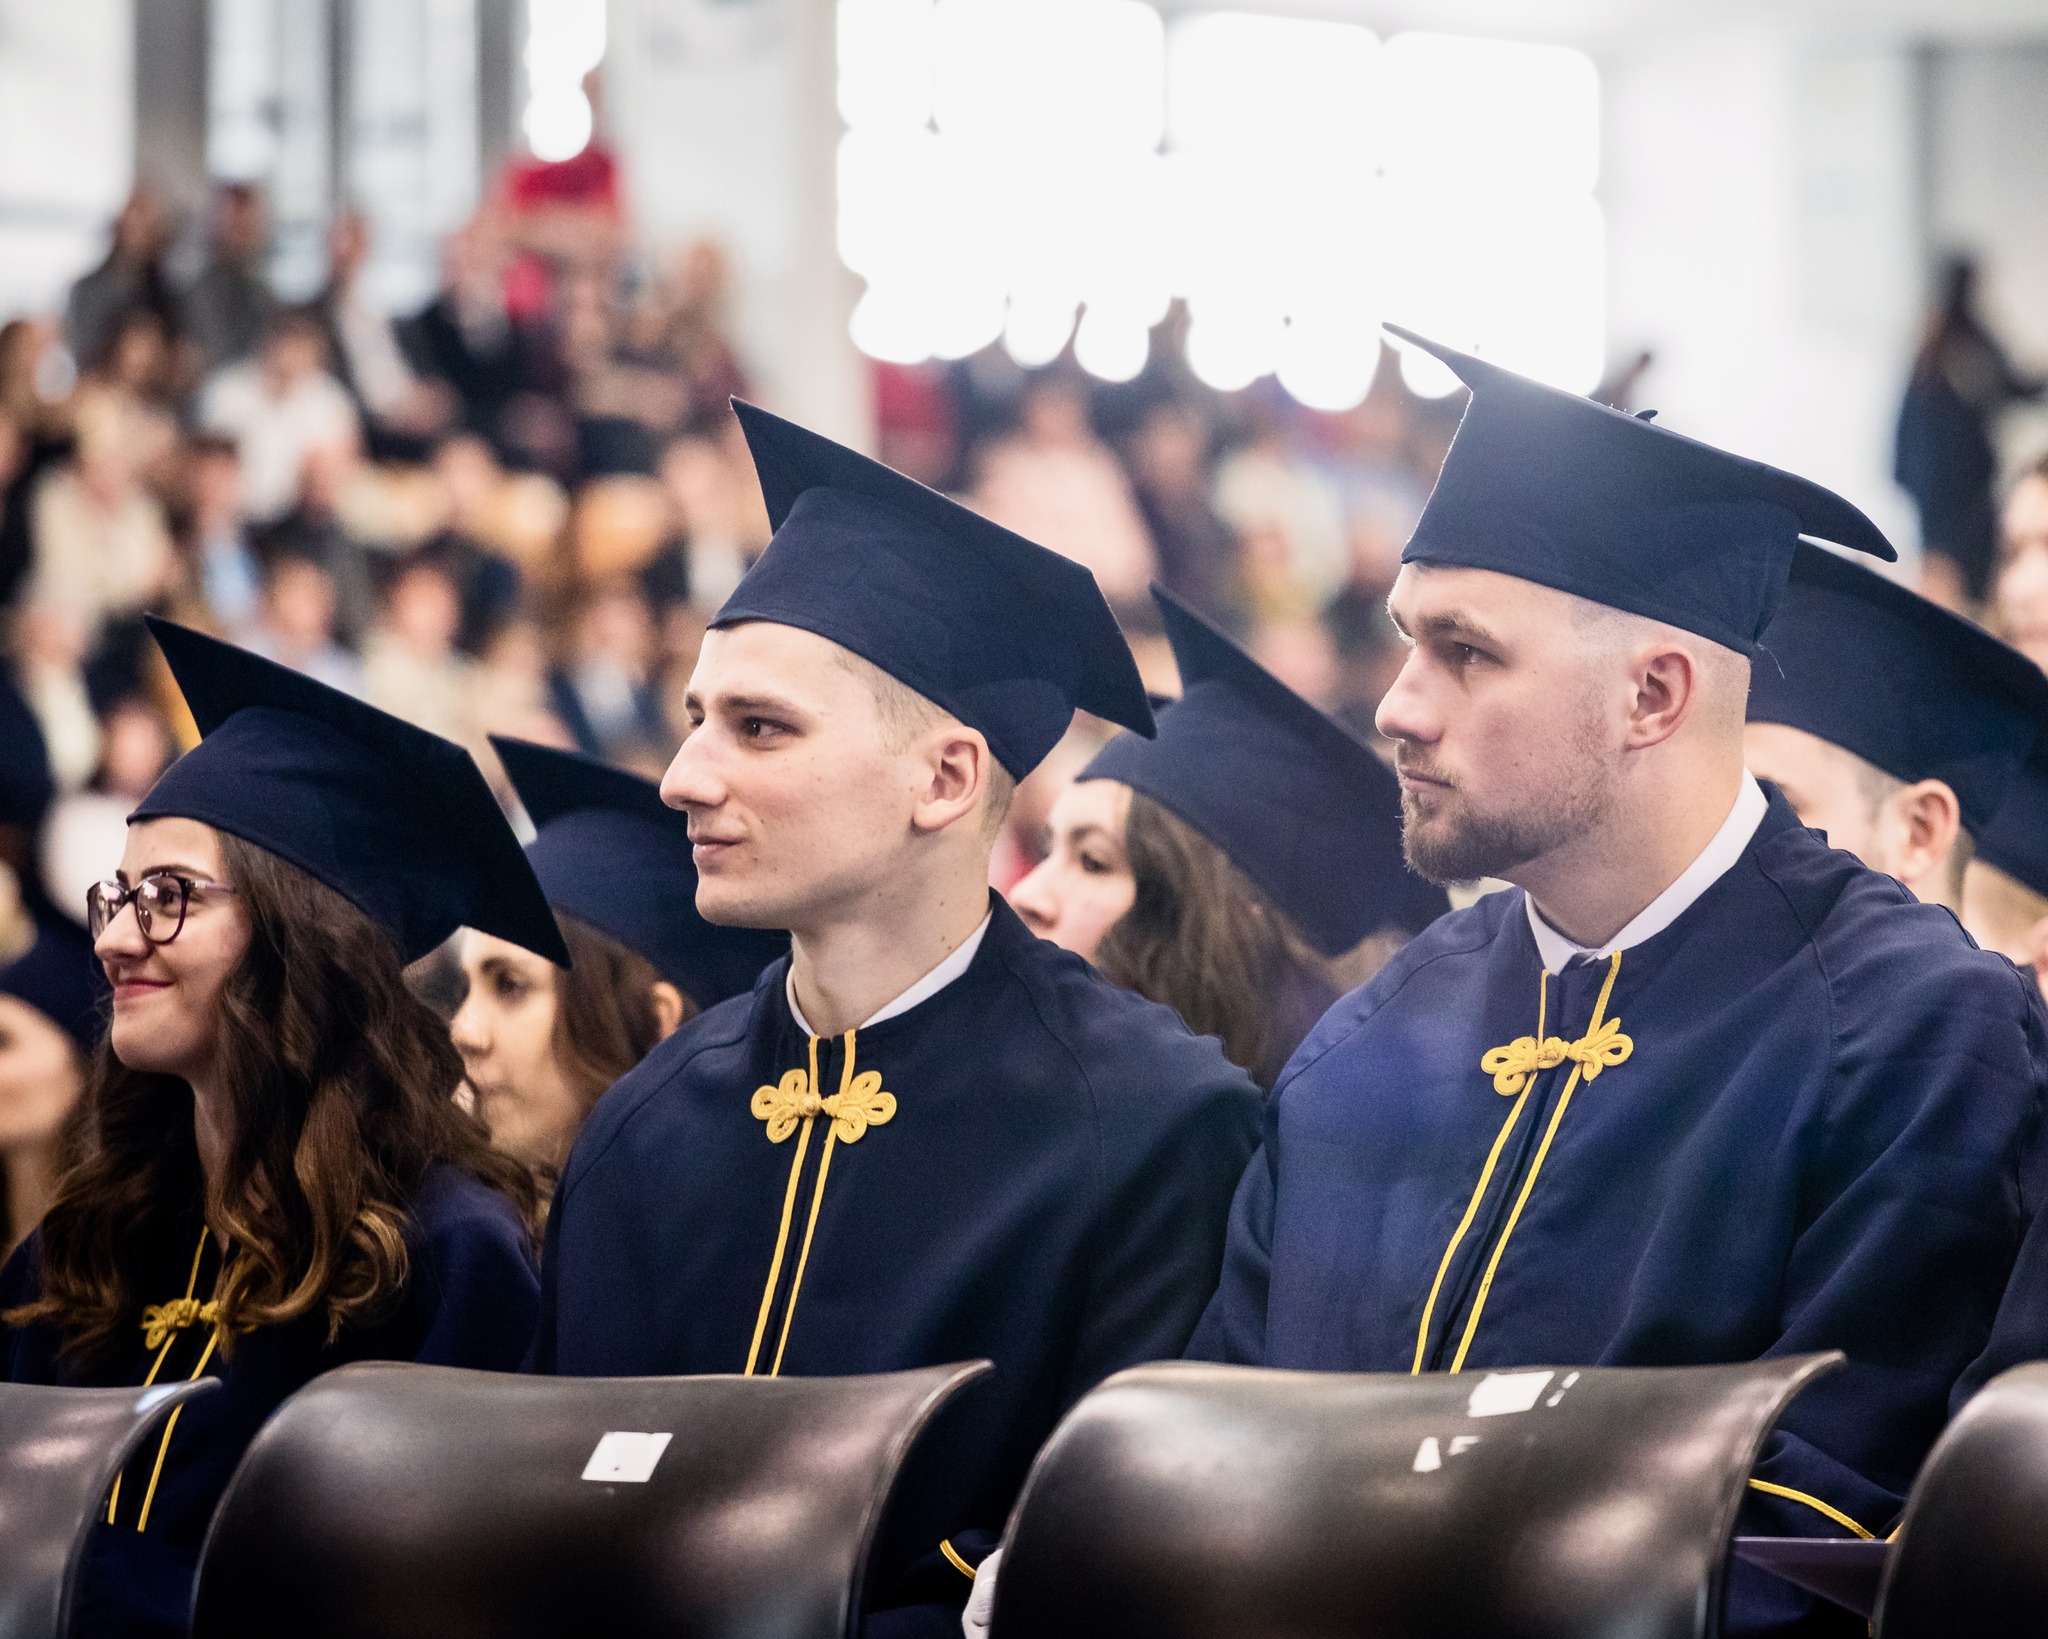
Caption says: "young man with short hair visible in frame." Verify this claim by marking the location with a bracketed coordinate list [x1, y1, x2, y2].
[1742, 539, 2048, 912]
[533, 405, 1263, 1636]
[1190, 330, 2048, 1639]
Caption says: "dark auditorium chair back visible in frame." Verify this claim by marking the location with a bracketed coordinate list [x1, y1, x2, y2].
[1873, 1361, 2048, 1637]
[0, 1379, 219, 1639]
[994, 1354, 1841, 1639]
[190, 1359, 988, 1639]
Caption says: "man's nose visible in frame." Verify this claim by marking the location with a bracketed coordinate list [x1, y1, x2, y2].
[660, 731, 719, 812]
[1375, 652, 1437, 746]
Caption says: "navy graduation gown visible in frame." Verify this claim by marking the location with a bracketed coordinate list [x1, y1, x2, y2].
[535, 893, 1263, 1617]
[0, 1165, 540, 1639]
[1189, 790, 2048, 1638]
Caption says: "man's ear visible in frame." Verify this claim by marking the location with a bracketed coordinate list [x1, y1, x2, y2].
[1623, 646, 1699, 751]
[1890, 779, 1963, 890]
[650, 981, 687, 1041]
[909, 728, 993, 838]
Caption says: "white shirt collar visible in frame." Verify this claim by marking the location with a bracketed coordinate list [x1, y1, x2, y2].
[1524, 773, 1768, 972]
[785, 911, 993, 1036]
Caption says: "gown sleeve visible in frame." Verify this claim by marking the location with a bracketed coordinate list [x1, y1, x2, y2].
[406, 1175, 543, 1371]
[1055, 1071, 1261, 1404]
[1183, 1114, 1279, 1365]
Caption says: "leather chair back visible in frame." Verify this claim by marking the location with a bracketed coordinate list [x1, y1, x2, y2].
[0, 1379, 217, 1639]
[1876, 1361, 2048, 1636]
[191, 1359, 987, 1639]
[995, 1354, 1838, 1639]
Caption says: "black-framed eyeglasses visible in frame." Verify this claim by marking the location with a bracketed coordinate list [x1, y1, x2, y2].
[87, 872, 239, 946]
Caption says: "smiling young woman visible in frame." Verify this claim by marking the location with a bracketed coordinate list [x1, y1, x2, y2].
[0, 621, 565, 1639]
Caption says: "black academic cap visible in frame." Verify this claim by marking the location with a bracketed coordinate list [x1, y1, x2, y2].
[716, 400, 1155, 779]
[1387, 326, 1896, 653]
[1080, 587, 1448, 956]
[493, 737, 786, 1008]
[1976, 754, 2048, 899]
[132, 619, 569, 966]
[1747, 543, 2048, 835]
[1, 913, 104, 1052]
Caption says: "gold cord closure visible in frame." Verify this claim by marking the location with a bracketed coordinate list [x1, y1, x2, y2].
[744, 1029, 896, 1375]
[1413, 953, 1634, 1375]
[140, 1296, 220, 1352]
[110, 1227, 227, 1531]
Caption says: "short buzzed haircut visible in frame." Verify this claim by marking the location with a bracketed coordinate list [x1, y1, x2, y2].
[833, 648, 1016, 839]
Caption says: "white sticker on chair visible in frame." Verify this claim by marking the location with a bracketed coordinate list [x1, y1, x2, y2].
[581, 1431, 673, 1483]
[1466, 1370, 1555, 1418]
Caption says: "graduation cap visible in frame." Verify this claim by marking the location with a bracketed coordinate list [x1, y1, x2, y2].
[1387, 326, 1896, 652]
[1080, 587, 1448, 956]
[716, 400, 1155, 779]
[1965, 754, 2048, 896]
[1747, 543, 2048, 835]
[1, 913, 104, 1052]
[493, 737, 787, 1007]
[131, 619, 568, 966]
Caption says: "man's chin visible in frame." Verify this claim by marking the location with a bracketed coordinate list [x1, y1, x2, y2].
[693, 886, 793, 932]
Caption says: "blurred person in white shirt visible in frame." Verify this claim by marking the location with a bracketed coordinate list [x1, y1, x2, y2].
[26, 389, 174, 647]
[197, 307, 361, 523]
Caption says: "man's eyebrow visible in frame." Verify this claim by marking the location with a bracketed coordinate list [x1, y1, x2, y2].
[1411, 609, 1504, 649]
[713, 691, 808, 716]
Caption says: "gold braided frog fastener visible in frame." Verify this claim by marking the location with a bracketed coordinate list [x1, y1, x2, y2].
[140, 1297, 221, 1351]
[1479, 1018, 1632, 1096]
[751, 1066, 896, 1144]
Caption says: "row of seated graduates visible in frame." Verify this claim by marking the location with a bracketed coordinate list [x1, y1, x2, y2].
[12, 340, 2048, 1630]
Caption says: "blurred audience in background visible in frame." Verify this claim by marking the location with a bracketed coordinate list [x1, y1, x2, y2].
[13, 166, 2048, 944]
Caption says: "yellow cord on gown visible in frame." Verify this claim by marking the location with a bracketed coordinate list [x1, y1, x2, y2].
[1414, 952, 1634, 1375]
[109, 1227, 225, 1529]
[746, 1029, 896, 1375]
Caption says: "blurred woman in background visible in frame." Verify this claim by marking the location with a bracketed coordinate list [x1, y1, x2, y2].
[1, 621, 566, 1638]
[1012, 588, 1445, 1090]
[453, 737, 785, 1174]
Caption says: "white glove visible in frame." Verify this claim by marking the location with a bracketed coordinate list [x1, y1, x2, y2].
[961, 1546, 1002, 1638]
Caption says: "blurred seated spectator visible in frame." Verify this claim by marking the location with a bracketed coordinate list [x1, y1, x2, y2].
[198, 305, 362, 524]
[240, 548, 366, 699]
[1126, 398, 1238, 619]
[571, 475, 668, 586]
[970, 370, 1156, 606]
[563, 269, 681, 477]
[65, 186, 178, 372]
[180, 181, 276, 373]
[1994, 452, 2048, 675]
[1215, 390, 1347, 619]
[180, 434, 261, 635]
[650, 239, 749, 418]
[27, 389, 174, 644]
[874, 360, 956, 490]
[1247, 613, 1340, 713]
[420, 435, 523, 655]
[409, 212, 566, 468]
[644, 430, 757, 617]
[0, 321, 75, 608]
[472, 616, 571, 756]
[363, 551, 481, 749]
[316, 211, 457, 460]
[0, 848, 94, 1255]
[93, 696, 174, 803]
[77, 307, 182, 485]
[546, 579, 666, 765]
[11, 599, 100, 792]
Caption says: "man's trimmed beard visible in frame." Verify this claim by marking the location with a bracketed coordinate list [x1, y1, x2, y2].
[1398, 723, 1617, 885]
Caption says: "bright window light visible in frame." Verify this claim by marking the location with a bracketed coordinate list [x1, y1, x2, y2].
[525, 0, 605, 161]
[836, 4, 1602, 398]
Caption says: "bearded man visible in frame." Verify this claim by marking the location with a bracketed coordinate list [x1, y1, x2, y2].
[1186, 330, 2048, 1639]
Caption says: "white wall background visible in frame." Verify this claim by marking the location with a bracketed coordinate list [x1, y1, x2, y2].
[0, 0, 134, 321]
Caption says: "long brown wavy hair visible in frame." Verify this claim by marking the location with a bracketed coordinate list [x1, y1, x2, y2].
[1094, 794, 1401, 1090]
[551, 912, 694, 1113]
[6, 833, 537, 1368]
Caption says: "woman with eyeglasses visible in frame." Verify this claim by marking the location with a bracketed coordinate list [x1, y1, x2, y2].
[0, 619, 566, 1639]
[1010, 589, 1448, 1090]
[452, 737, 785, 1175]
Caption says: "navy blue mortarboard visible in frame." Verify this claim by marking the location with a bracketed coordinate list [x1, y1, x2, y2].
[1, 912, 103, 1052]
[1080, 587, 1448, 955]
[1747, 543, 2048, 835]
[131, 619, 569, 965]
[492, 737, 786, 1007]
[1387, 326, 1896, 652]
[1976, 755, 2048, 899]
[715, 401, 1155, 779]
